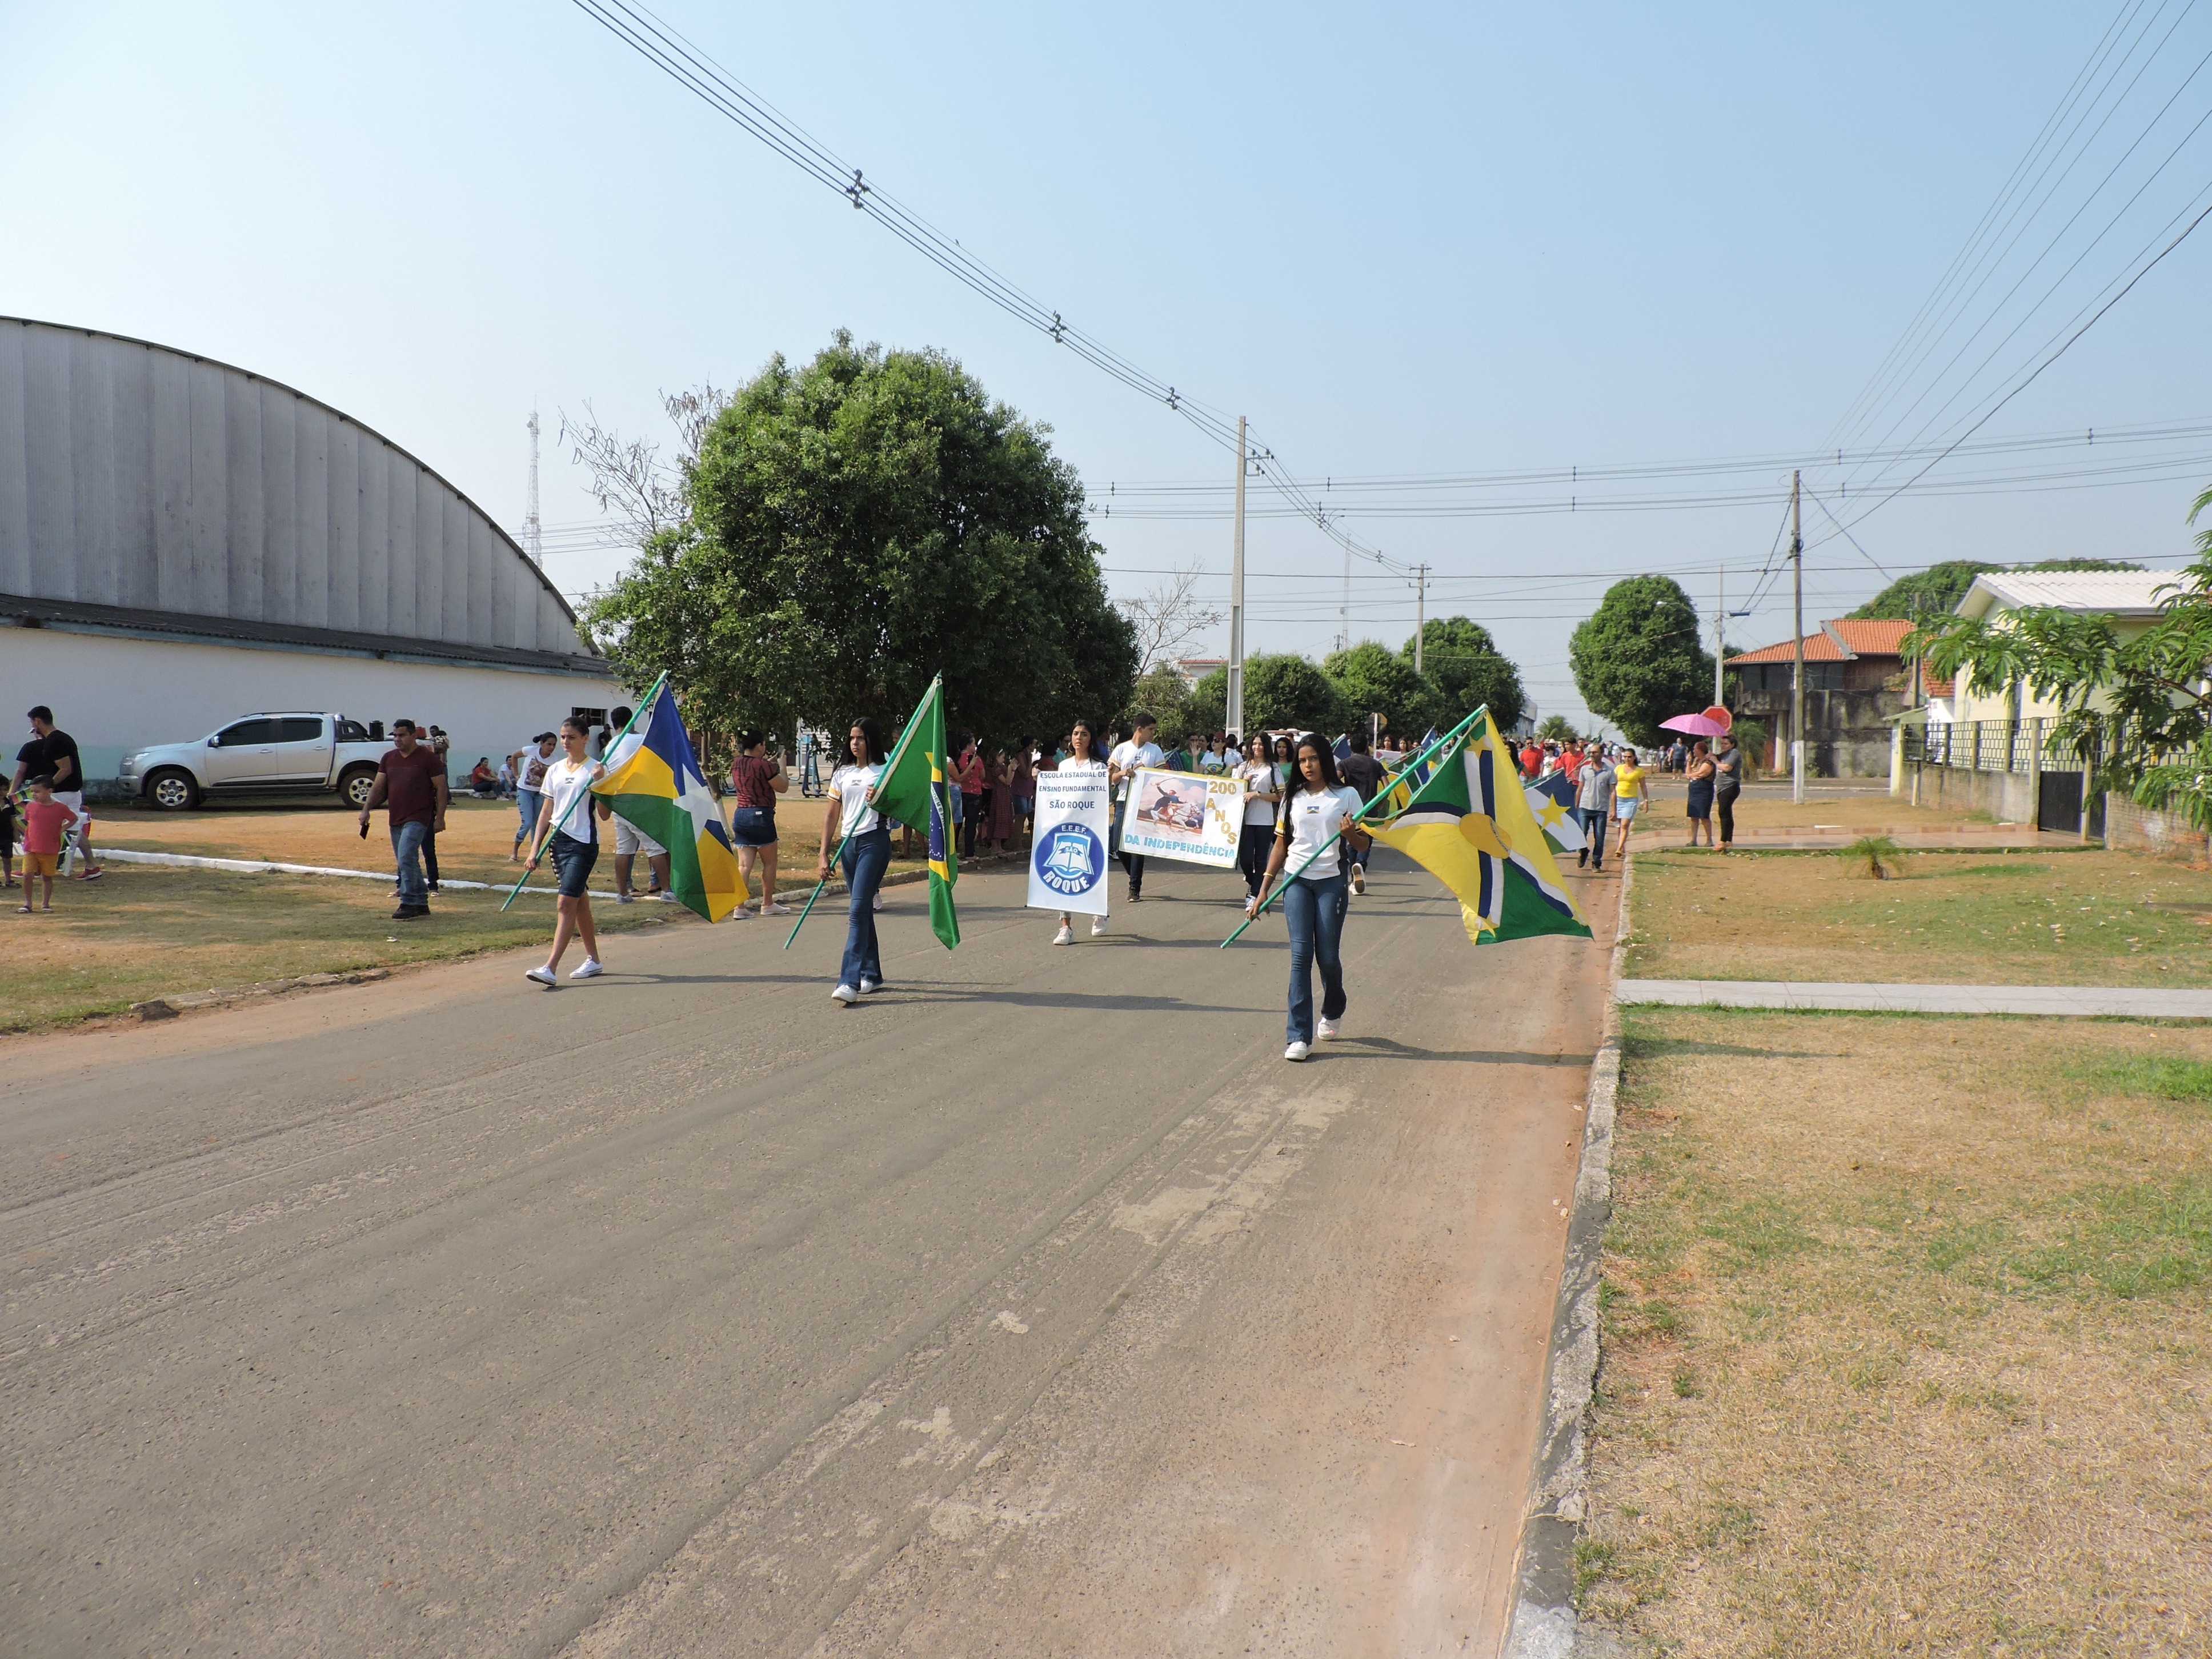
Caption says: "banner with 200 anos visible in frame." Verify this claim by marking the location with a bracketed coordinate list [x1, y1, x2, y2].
[1116, 768, 1245, 869]
[1028, 769, 1113, 915]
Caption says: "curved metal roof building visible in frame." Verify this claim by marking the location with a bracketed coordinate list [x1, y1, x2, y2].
[0, 316, 599, 672]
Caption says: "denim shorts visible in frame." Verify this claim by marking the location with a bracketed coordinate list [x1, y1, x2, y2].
[728, 806, 778, 847]
[550, 831, 598, 898]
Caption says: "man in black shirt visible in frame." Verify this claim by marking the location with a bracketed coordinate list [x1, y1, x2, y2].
[11, 706, 100, 879]
[1337, 732, 1386, 896]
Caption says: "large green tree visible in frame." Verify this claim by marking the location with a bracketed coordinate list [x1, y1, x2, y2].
[1245, 654, 1349, 735]
[1324, 641, 1434, 739]
[586, 334, 1137, 744]
[1403, 617, 1525, 730]
[1121, 664, 1196, 745]
[1569, 576, 1714, 745]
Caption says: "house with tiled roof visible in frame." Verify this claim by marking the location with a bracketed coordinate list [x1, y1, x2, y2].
[1726, 618, 1914, 776]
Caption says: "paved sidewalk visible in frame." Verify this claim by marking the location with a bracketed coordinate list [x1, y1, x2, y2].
[1617, 978, 2212, 1017]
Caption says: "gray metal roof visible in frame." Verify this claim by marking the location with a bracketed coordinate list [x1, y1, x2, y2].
[0, 317, 599, 661]
[1955, 569, 2177, 619]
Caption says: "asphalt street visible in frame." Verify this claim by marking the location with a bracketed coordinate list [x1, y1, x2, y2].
[2, 847, 1614, 1658]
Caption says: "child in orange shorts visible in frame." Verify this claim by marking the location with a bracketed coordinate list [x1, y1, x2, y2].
[19, 778, 78, 913]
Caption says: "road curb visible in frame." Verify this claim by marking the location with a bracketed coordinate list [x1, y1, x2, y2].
[1502, 853, 1632, 1658]
[133, 968, 391, 1021]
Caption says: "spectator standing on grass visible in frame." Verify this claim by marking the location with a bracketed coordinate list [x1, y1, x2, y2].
[523, 715, 611, 986]
[952, 734, 983, 860]
[1713, 731, 1743, 853]
[1685, 739, 1717, 848]
[1612, 747, 1650, 861]
[1050, 720, 1111, 944]
[1108, 714, 1164, 902]
[1009, 740, 1036, 848]
[1236, 732, 1279, 901]
[11, 707, 101, 880]
[1336, 731, 1386, 897]
[356, 718, 446, 920]
[15, 777, 76, 913]
[1574, 747, 1615, 871]
[0, 783, 17, 889]
[420, 724, 451, 893]
[985, 748, 1016, 853]
[728, 730, 790, 916]
[513, 734, 556, 863]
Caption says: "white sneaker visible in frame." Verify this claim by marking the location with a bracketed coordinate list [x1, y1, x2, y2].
[1284, 1041, 1310, 1063]
[762, 901, 793, 915]
[570, 958, 603, 980]
[729, 903, 751, 918]
[831, 983, 858, 1004]
[615, 892, 636, 905]
[1350, 864, 1366, 895]
[524, 965, 558, 988]
[858, 978, 882, 995]
[1317, 1016, 1340, 1041]
[656, 890, 679, 903]
[1053, 923, 1073, 945]
[872, 892, 884, 911]
[1090, 915, 1108, 936]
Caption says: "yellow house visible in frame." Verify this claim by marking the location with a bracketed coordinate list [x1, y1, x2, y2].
[1950, 570, 2174, 722]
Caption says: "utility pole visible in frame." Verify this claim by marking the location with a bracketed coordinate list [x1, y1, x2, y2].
[1714, 565, 1725, 707]
[1791, 468, 1805, 803]
[524, 406, 543, 566]
[1412, 564, 1428, 673]
[1227, 416, 1247, 739]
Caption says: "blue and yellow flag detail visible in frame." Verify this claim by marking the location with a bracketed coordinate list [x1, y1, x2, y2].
[869, 676, 960, 950]
[594, 683, 747, 922]
[1370, 710, 1590, 945]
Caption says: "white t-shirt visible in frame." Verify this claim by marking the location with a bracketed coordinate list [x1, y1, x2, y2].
[833, 762, 885, 835]
[1237, 759, 1277, 826]
[518, 742, 555, 791]
[1108, 739, 1163, 800]
[1278, 783, 1364, 880]
[1057, 755, 1107, 774]
[539, 754, 602, 844]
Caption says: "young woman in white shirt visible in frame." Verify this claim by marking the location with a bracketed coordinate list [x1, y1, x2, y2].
[1247, 732, 1370, 1061]
[1234, 731, 1279, 900]
[815, 717, 892, 1004]
[522, 715, 614, 987]
[1051, 720, 1111, 944]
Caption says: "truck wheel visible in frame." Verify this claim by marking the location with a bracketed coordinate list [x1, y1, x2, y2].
[147, 768, 201, 811]
[339, 766, 379, 811]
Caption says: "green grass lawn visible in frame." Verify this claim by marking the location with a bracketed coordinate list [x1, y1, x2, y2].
[1626, 847, 2212, 986]
[1580, 1008, 2212, 1656]
[0, 865, 684, 1033]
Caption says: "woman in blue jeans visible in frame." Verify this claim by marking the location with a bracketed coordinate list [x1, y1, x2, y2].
[1247, 733, 1369, 1061]
[816, 717, 891, 1004]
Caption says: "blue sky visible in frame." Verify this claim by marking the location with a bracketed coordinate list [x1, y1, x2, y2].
[5, 2, 2209, 731]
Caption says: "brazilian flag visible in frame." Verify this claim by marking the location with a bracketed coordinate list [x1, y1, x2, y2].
[1371, 710, 1590, 945]
[869, 676, 961, 949]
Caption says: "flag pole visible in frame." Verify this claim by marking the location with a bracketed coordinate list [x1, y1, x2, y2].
[1219, 705, 1487, 949]
[783, 676, 940, 949]
[499, 671, 666, 912]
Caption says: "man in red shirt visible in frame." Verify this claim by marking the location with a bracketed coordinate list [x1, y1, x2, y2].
[1520, 740, 1542, 780]
[357, 718, 448, 919]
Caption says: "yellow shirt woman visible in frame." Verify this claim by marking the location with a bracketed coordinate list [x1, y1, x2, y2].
[1614, 761, 1649, 820]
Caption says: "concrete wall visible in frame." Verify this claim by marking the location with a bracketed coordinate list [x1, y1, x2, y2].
[0, 318, 584, 658]
[1904, 762, 2037, 825]
[2, 621, 624, 795]
[2103, 793, 2211, 862]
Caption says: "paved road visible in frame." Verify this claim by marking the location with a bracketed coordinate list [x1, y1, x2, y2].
[2, 849, 1612, 1658]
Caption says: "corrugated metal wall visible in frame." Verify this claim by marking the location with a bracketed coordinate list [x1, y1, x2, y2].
[0, 318, 587, 658]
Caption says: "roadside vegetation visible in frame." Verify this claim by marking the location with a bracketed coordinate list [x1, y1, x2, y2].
[1580, 1008, 2211, 1656]
[1625, 848, 2212, 987]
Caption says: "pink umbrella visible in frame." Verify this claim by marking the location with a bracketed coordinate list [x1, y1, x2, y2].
[1659, 706, 1733, 738]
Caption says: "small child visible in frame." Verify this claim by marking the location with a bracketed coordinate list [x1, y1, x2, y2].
[0, 786, 17, 888]
[19, 779, 79, 913]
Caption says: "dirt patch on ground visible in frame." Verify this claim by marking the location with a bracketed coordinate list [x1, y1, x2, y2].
[1625, 847, 2212, 987]
[1580, 1009, 2212, 1657]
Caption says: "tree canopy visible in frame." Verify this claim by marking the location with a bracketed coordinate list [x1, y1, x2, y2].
[1323, 641, 1434, 738]
[1121, 664, 1196, 745]
[1569, 576, 1715, 745]
[1404, 617, 1525, 731]
[585, 334, 1137, 744]
[1244, 654, 1349, 735]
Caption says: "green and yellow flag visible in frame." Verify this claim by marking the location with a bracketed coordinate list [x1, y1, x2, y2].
[870, 677, 960, 949]
[1371, 710, 1590, 945]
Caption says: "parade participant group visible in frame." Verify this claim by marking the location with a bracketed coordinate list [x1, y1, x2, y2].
[463, 676, 1628, 1064]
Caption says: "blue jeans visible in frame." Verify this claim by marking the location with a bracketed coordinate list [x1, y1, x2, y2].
[391, 820, 430, 907]
[1281, 868, 1349, 1045]
[1579, 807, 1609, 865]
[839, 824, 892, 988]
[515, 787, 542, 845]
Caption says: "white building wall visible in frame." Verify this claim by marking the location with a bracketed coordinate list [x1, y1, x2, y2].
[2, 623, 626, 791]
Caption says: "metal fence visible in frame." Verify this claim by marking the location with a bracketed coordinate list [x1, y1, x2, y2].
[1902, 716, 2067, 775]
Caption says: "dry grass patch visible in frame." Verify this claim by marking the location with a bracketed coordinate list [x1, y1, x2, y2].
[1581, 1009, 2212, 1657]
[1630, 784, 1995, 838]
[1625, 848, 2212, 987]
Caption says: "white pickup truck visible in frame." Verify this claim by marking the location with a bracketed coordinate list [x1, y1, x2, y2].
[118, 714, 391, 811]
